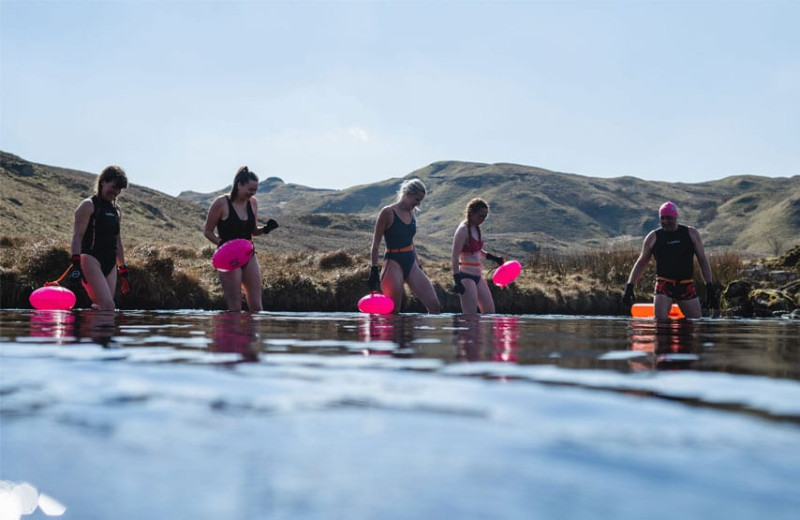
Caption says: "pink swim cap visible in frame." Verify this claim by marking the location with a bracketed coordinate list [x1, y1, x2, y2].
[659, 201, 678, 218]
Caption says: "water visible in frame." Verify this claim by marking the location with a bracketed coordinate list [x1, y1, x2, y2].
[1, 309, 799, 519]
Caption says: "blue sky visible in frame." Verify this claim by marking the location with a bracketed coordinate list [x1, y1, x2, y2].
[2, 0, 798, 196]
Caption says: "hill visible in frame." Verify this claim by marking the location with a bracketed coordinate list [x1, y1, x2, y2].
[179, 160, 800, 257]
[2, 151, 798, 260]
[0, 151, 374, 257]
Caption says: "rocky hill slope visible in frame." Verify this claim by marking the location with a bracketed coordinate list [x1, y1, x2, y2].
[3, 151, 798, 260]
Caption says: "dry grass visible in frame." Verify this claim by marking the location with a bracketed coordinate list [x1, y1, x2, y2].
[0, 235, 765, 314]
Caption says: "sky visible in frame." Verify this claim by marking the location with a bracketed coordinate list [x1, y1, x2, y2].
[1, 0, 798, 196]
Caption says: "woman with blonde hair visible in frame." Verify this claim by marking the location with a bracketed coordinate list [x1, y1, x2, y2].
[368, 178, 440, 313]
[451, 198, 504, 314]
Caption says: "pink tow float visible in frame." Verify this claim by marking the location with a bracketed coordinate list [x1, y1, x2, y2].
[492, 260, 522, 288]
[29, 286, 76, 310]
[212, 239, 254, 271]
[358, 293, 395, 314]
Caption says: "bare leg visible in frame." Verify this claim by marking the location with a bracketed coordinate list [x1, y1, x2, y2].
[241, 257, 263, 312]
[81, 255, 116, 310]
[406, 264, 440, 314]
[459, 278, 479, 315]
[381, 260, 405, 313]
[219, 269, 244, 311]
[653, 294, 674, 320]
[677, 297, 702, 319]
[476, 278, 495, 314]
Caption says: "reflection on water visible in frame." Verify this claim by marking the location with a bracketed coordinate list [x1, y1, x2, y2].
[2, 309, 800, 520]
[628, 318, 699, 371]
[29, 310, 75, 341]
[210, 312, 260, 362]
[452, 315, 520, 362]
[4, 309, 799, 380]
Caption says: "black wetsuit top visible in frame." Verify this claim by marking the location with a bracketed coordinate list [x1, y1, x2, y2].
[80, 195, 120, 276]
[653, 225, 695, 280]
[217, 196, 255, 245]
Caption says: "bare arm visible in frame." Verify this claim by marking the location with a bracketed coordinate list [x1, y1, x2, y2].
[116, 208, 126, 266]
[451, 224, 468, 274]
[370, 208, 391, 266]
[626, 231, 656, 286]
[689, 226, 713, 283]
[203, 198, 224, 246]
[71, 199, 93, 256]
[250, 198, 264, 237]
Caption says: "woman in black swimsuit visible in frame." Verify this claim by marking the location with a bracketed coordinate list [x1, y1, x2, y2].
[70, 165, 129, 310]
[368, 178, 440, 314]
[204, 166, 278, 312]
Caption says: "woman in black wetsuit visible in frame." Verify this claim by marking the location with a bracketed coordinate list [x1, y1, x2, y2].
[368, 178, 440, 314]
[70, 165, 130, 310]
[203, 166, 278, 312]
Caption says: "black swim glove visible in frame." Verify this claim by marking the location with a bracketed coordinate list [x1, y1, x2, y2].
[367, 266, 381, 292]
[452, 273, 466, 295]
[260, 219, 279, 235]
[69, 254, 85, 283]
[705, 282, 719, 309]
[485, 253, 505, 266]
[622, 283, 635, 308]
[118, 264, 131, 295]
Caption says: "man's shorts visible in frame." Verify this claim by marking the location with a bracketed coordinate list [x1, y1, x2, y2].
[654, 277, 697, 301]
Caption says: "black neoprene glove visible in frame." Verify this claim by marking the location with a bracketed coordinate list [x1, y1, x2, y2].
[705, 282, 719, 309]
[260, 219, 279, 234]
[452, 273, 466, 295]
[485, 253, 505, 266]
[367, 266, 381, 292]
[622, 283, 635, 308]
[69, 254, 85, 282]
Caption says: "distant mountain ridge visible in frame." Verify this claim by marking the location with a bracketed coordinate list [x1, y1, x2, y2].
[178, 159, 800, 255]
[2, 151, 798, 258]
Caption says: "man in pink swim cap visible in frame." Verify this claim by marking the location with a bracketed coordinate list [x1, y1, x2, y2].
[622, 201, 717, 319]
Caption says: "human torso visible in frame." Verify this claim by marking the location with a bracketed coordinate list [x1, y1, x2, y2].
[81, 195, 120, 256]
[384, 207, 416, 249]
[653, 225, 695, 280]
[458, 224, 484, 274]
[217, 196, 255, 244]
[462, 225, 484, 254]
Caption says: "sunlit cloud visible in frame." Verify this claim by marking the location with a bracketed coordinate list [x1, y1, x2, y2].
[348, 126, 370, 142]
[323, 126, 371, 143]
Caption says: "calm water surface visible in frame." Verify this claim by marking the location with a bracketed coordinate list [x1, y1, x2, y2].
[2, 309, 799, 519]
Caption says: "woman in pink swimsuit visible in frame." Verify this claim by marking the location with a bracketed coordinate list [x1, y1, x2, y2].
[450, 198, 504, 314]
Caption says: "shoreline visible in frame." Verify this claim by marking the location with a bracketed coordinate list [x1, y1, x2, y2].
[2, 241, 798, 317]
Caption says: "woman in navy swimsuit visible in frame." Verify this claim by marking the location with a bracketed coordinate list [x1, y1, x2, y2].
[204, 166, 278, 312]
[451, 198, 504, 314]
[368, 178, 440, 314]
[70, 165, 129, 310]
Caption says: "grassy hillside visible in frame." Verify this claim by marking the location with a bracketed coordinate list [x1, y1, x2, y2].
[1, 151, 209, 249]
[0, 152, 375, 259]
[3, 151, 798, 261]
[179, 160, 800, 257]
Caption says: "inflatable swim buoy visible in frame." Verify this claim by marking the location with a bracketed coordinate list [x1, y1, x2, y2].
[29, 286, 76, 310]
[212, 239, 255, 271]
[358, 293, 395, 314]
[492, 260, 521, 288]
[631, 303, 685, 319]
